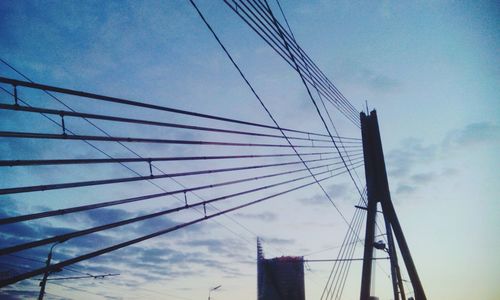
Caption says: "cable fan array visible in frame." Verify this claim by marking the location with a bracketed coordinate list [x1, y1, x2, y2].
[0, 0, 371, 294]
[0, 75, 363, 287]
[222, 0, 360, 127]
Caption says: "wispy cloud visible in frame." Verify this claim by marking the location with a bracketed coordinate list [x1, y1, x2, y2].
[0, 290, 41, 300]
[326, 183, 349, 199]
[0, 200, 250, 297]
[395, 184, 417, 195]
[443, 121, 500, 148]
[298, 182, 352, 206]
[387, 137, 438, 177]
[387, 121, 498, 196]
[235, 211, 277, 222]
[410, 172, 436, 184]
[297, 193, 324, 206]
[338, 60, 402, 93]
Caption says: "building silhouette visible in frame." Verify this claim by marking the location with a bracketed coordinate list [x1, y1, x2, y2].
[257, 239, 305, 300]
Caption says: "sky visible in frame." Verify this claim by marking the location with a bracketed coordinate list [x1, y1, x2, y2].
[0, 0, 499, 299]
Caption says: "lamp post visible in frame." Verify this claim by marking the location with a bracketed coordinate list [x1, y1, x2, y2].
[38, 240, 66, 300]
[208, 285, 221, 300]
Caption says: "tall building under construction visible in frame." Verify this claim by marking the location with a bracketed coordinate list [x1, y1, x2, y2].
[257, 239, 305, 300]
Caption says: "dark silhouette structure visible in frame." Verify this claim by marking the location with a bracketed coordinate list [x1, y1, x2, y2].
[257, 239, 305, 300]
[360, 110, 426, 300]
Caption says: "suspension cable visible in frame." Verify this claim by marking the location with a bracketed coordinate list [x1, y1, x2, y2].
[0, 164, 363, 256]
[0, 160, 363, 225]
[0, 156, 363, 195]
[0, 169, 352, 288]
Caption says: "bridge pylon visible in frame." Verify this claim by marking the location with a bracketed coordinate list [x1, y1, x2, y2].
[359, 110, 426, 300]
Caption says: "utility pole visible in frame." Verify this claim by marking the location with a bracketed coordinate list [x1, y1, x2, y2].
[38, 241, 64, 300]
[359, 110, 426, 300]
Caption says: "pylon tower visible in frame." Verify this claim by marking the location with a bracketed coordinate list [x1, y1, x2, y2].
[359, 110, 426, 300]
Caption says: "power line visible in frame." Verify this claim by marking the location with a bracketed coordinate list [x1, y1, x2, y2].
[36, 274, 120, 281]
[48, 281, 117, 298]
[6, 255, 92, 277]
[304, 258, 388, 263]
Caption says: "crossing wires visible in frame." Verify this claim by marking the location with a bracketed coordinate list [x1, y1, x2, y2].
[0, 65, 363, 287]
[187, 3, 367, 262]
[0, 1, 368, 292]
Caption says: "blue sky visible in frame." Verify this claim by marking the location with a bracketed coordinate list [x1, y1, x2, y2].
[0, 0, 499, 299]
